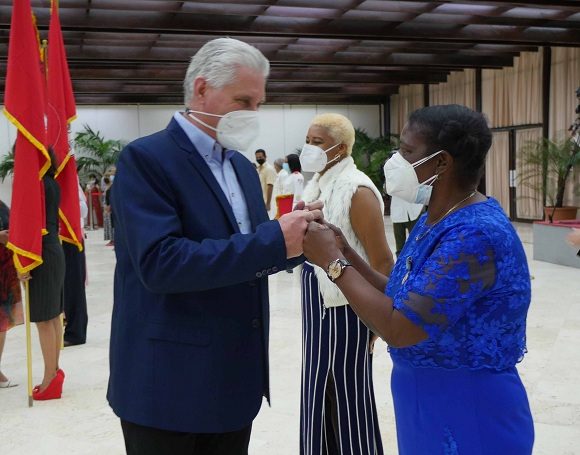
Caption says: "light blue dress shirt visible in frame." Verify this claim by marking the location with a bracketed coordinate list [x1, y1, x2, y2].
[174, 112, 252, 234]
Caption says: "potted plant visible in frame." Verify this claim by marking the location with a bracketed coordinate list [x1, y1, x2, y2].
[351, 128, 398, 204]
[74, 124, 124, 182]
[518, 135, 580, 222]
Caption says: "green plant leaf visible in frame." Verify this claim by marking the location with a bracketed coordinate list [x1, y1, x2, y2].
[352, 128, 398, 194]
[0, 147, 14, 183]
[74, 124, 124, 182]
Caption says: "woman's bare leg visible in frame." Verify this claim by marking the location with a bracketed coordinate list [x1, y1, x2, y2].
[35, 317, 60, 390]
[0, 331, 7, 382]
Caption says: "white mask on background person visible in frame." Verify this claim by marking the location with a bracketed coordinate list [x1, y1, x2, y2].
[186, 109, 260, 151]
[299, 143, 341, 173]
[282, 163, 290, 173]
[383, 150, 442, 205]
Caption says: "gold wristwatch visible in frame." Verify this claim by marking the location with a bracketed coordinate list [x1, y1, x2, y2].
[326, 258, 352, 282]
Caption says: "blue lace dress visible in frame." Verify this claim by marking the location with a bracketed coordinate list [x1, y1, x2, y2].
[386, 198, 534, 455]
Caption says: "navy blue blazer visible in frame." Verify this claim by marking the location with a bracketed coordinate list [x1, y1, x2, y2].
[107, 118, 298, 433]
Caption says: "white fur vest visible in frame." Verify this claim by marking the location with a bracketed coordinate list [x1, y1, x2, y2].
[302, 156, 384, 308]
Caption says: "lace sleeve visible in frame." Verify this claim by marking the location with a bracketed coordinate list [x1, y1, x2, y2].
[393, 226, 497, 339]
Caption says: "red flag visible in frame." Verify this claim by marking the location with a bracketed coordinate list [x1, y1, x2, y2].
[47, 0, 82, 251]
[3, 0, 50, 273]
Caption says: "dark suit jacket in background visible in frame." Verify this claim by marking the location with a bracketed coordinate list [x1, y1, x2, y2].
[107, 118, 299, 433]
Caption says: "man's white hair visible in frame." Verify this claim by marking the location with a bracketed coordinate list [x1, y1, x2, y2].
[183, 38, 270, 106]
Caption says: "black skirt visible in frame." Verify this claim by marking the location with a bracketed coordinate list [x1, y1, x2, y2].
[29, 241, 65, 322]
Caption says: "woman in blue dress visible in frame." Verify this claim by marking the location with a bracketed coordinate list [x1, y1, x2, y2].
[302, 104, 534, 454]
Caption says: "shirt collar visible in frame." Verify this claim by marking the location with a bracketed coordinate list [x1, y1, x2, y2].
[173, 111, 234, 163]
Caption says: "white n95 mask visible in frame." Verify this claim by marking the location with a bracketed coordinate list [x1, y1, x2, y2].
[383, 150, 442, 205]
[299, 143, 341, 173]
[187, 109, 259, 151]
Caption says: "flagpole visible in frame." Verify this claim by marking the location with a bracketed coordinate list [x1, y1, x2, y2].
[41, 39, 48, 74]
[24, 280, 33, 407]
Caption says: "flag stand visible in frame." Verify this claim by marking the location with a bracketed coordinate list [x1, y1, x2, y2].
[23, 280, 33, 407]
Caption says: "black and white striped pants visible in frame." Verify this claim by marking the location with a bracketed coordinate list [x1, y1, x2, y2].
[300, 263, 384, 455]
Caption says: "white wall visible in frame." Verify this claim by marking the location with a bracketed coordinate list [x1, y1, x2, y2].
[0, 104, 381, 203]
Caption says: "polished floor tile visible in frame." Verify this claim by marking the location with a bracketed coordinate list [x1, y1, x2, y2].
[1, 221, 579, 454]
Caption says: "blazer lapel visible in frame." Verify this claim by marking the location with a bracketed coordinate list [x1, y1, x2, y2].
[230, 153, 266, 230]
[167, 119, 240, 233]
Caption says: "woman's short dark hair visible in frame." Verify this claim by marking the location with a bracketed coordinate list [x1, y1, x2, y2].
[408, 104, 492, 188]
[45, 147, 59, 177]
[286, 153, 301, 173]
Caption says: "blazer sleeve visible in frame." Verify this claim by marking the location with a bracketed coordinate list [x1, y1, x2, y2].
[113, 142, 289, 294]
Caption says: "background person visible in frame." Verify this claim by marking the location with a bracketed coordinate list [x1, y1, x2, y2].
[299, 113, 394, 455]
[0, 199, 23, 388]
[18, 150, 66, 401]
[103, 176, 114, 246]
[303, 105, 534, 454]
[282, 153, 304, 210]
[255, 148, 277, 212]
[270, 157, 289, 219]
[389, 194, 423, 257]
[85, 174, 103, 228]
[63, 184, 89, 347]
[108, 37, 322, 455]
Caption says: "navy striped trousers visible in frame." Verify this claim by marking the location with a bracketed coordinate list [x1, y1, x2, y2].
[300, 263, 384, 455]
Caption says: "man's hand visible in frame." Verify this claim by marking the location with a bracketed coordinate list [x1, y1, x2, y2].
[266, 202, 271, 212]
[567, 228, 580, 247]
[0, 230, 8, 246]
[278, 209, 324, 258]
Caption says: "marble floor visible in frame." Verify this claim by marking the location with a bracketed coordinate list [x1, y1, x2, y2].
[1, 221, 580, 454]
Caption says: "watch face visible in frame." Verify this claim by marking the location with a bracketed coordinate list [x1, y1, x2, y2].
[328, 261, 341, 279]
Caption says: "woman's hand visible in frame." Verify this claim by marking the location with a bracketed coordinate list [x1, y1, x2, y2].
[567, 228, 580, 247]
[369, 333, 379, 354]
[295, 199, 324, 213]
[17, 270, 31, 282]
[322, 222, 352, 255]
[303, 221, 342, 268]
[0, 230, 8, 246]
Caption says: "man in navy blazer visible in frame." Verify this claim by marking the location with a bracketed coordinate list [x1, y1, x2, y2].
[108, 38, 322, 455]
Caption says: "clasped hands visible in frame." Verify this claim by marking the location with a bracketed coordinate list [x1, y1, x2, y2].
[278, 200, 348, 266]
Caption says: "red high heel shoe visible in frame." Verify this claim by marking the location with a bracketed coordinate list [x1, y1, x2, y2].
[56, 368, 65, 379]
[32, 374, 64, 401]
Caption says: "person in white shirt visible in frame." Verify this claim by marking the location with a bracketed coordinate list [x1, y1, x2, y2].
[255, 148, 277, 211]
[270, 158, 289, 219]
[282, 153, 304, 209]
[389, 194, 423, 256]
[63, 183, 89, 346]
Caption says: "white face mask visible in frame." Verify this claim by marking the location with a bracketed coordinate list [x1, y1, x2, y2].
[299, 143, 341, 173]
[186, 109, 259, 151]
[383, 150, 442, 205]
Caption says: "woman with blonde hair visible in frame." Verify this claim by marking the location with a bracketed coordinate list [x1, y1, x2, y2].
[299, 113, 394, 454]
